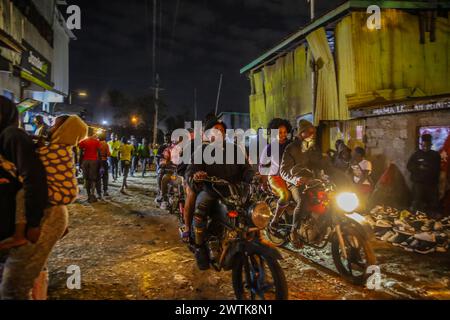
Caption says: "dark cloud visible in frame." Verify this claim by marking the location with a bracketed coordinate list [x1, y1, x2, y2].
[68, 0, 341, 123]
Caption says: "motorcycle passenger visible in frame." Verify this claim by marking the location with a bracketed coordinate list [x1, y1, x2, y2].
[175, 129, 197, 243]
[259, 118, 292, 231]
[186, 119, 256, 270]
[159, 139, 183, 210]
[155, 133, 172, 203]
[280, 120, 323, 248]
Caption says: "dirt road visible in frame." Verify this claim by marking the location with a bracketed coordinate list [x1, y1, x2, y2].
[48, 174, 450, 300]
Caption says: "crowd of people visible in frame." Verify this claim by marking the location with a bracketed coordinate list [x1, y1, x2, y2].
[78, 133, 158, 201]
[1, 90, 449, 298]
[154, 116, 450, 266]
[0, 96, 161, 300]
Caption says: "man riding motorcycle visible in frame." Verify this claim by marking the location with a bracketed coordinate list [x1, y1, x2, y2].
[185, 119, 256, 270]
[279, 120, 323, 248]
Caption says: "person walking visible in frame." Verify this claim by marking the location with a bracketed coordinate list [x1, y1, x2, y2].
[130, 136, 140, 177]
[97, 133, 111, 197]
[0, 96, 48, 300]
[79, 131, 101, 203]
[138, 138, 152, 177]
[118, 137, 134, 194]
[407, 134, 441, 217]
[108, 133, 121, 182]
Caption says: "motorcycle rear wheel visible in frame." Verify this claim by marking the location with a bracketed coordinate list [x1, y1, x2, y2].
[331, 226, 376, 286]
[232, 253, 288, 300]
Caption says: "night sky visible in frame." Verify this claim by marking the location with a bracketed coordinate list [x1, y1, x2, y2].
[67, 0, 341, 123]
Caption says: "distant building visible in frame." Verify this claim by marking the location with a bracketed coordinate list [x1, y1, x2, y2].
[218, 112, 250, 131]
[0, 0, 75, 112]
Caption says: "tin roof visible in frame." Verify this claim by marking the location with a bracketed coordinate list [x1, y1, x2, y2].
[240, 0, 450, 75]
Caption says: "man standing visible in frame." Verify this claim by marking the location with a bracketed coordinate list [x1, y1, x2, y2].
[108, 133, 121, 182]
[280, 120, 323, 248]
[79, 131, 101, 203]
[407, 134, 441, 217]
[138, 138, 152, 177]
[97, 133, 111, 198]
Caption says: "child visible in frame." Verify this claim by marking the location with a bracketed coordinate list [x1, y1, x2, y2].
[0, 115, 87, 248]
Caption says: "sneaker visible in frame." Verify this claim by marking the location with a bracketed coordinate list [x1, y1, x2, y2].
[415, 211, 429, 220]
[414, 240, 437, 254]
[104, 192, 110, 197]
[441, 216, 450, 226]
[400, 236, 417, 251]
[374, 220, 393, 240]
[370, 206, 384, 215]
[365, 216, 376, 228]
[381, 231, 397, 242]
[421, 220, 436, 232]
[433, 221, 444, 231]
[435, 234, 448, 253]
[414, 232, 437, 243]
[160, 202, 169, 210]
[194, 246, 210, 271]
[400, 210, 412, 220]
[393, 219, 415, 234]
[88, 195, 97, 203]
[436, 232, 448, 246]
[389, 232, 412, 247]
[409, 219, 426, 232]
[436, 244, 448, 253]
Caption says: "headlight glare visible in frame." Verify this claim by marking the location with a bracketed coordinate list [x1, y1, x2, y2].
[336, 192, 359, 213]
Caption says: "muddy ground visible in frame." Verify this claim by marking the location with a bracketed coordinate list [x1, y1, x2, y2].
[48, 173, 450, 300]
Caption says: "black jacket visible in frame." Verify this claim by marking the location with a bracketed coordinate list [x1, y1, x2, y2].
[185, 142, 255, 188]
[0, 127, 48, 240]
[407, 149, 441, 185]
[280, 140, 324, 187]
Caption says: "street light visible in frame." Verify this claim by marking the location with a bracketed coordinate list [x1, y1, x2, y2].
[102, 120, 109, 126]
[131, 116, 138, 126]
[69, 90, 89, 104]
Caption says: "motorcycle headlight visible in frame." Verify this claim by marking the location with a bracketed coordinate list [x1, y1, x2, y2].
[251, 202, 272, 229]
[336, 192, 359, 213]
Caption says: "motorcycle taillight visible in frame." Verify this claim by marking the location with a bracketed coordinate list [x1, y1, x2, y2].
[228, 211, 239, 218]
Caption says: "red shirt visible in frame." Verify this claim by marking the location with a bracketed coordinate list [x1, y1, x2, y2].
[99, 141, 111, 161]
[79, 138, 101, 161]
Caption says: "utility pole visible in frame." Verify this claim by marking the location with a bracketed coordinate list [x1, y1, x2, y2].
[194, 88, 198, 120]
[215, 74, 223, 116]
[151, 0, 160, 146]
[307, 0, 315, 21]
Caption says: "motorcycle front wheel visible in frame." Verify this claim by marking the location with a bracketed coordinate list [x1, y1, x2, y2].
[232, 253, 288, 300]
[331, 226, 376, 286]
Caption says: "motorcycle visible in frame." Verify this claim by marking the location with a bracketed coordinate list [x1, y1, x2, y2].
[264, 165, 376, 285]
[187, 176, 289, 300]
[167, 173, 185, 225]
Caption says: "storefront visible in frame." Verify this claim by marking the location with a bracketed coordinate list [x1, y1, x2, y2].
[0, 0, 74, 133]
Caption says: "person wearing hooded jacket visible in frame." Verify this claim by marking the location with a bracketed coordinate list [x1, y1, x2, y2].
[1, 110, 88, 300]
[0, 96, 48, 299]
[280, 120, 323, 248]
